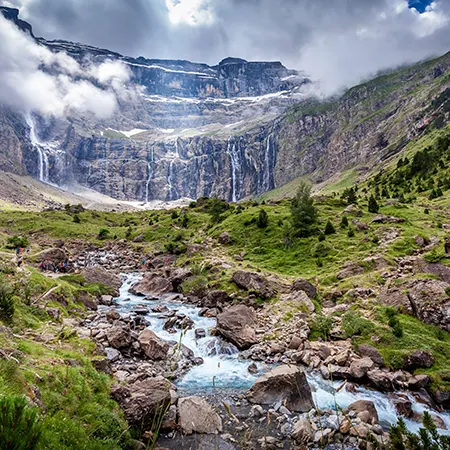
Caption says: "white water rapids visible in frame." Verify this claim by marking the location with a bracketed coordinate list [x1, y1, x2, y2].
[114, 274, 450, 434]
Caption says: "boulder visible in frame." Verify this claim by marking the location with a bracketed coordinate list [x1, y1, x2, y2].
[347, 400, 379, 425]
[129, 274, 173, 296]
[343, 204, 363, 217]
[280, 290, 315, 313]
[118, 377, 173, 429]
[349, 357, 375, 379]
[357, 344, 384, 366]
[291, 418, 313, 443]
[288, 336, 303, 350]
[139, 329, 169, 360]
[352, 219, 370, 232]
[100, 294, 114, 306]
[218, 232, 232, 245]
[81, 268, 121, 296]
[404, 351, 434, 370]
[36, 248, 67, 264]
[106, 326, 131, 349]
[292, 278, 317, 299]
[371, 215, 405, 224]
[367, 369, 393, 391]
[393, 399, 413, 418]
[246, 365, 314, 412]
[203, 290, 231, 308]
[178, 396, 223, 434]
[337, 261, 364, 279]
[149, 255, 176, 268]
[169, 268, 192, 291]
[232, 271, 276, 299]
[408, 374, 431, 390]
[78, 292, 98, 310]
[216, 305, 257, 349]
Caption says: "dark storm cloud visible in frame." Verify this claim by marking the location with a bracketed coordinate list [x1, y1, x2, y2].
[3, 0, 450, 93]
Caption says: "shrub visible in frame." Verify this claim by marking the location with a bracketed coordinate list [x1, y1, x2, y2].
[424, 208, 430, 214]
[97, 228, 110, 240]
[341, 312, 374, 338]
[180, 275, 209, 297]
[309, 315, 334, 341]
[368, 195, 379, 213]
[0, 395, 42, 450]
[72, 214, 81, 224]
[0, 281, 15, 320]
[340, 216, 349, 228]
[171, 210, 179, 219]
[180, 214, 189, 228]
[6, 235, 29, 249]
[256, 209, 269, 229]
[188, 201, 197, 208]
[324, 220, 336, 235]
[347, 227, 355, 238]
[318, 232, 326, 242]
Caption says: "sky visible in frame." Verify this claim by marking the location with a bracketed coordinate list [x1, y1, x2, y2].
[2, 0, 450, 94]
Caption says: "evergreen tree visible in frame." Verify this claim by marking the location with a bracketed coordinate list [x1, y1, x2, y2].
[341, 187, 357, 205]
[290, 181, 317, 235]
[256, 209, 269, 229]
[324, 220, 336, 235]
[368, 195, 379, 213]
[340, 216, 349, 228]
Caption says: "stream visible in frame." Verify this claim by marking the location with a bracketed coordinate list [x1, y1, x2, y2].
[114, 274, 450, 434]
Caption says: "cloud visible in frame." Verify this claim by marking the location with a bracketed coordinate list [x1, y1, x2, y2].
[0, 13, 136, 118]
[3, 0, 450, 94]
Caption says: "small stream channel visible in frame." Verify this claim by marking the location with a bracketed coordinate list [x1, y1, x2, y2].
[114, 274, 450, 434]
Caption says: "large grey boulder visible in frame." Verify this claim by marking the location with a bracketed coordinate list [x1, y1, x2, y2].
[232, 271, 276, 299]
[292, 278, 317, 299]
[178, 396, 223, 434]
[36, 248, 67, 264]
[81, 267, 121, 296]
[280, 290, 315, 313]
[347, 400, 379, 425]
[216, 304, 257, 350]
[106, 326, 131, 349]
[247, 365, 314, 412]
[139, 329, 169, 360]
[130, 274, 173, 296]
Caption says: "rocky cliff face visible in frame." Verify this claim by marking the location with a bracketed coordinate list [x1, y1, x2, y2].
[1, 7, 450, 203]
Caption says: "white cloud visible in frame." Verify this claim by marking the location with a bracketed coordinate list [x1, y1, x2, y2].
[165, 0, 214, 26]
[0, 13, 133, 118]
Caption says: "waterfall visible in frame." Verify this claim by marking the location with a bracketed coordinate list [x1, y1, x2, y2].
[264, 134, 274, 191]
[145, 162, 152, 203]
[167, 160, 179, 201]
[227, 138, 242, 203]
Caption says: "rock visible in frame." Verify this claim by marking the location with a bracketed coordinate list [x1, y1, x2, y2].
[232, 271, 276, 299]
[218, 232, 232, 245]
[169, 268, 192, 291]
[246, 365, 314, 412]
[415, 235, 427, 247]
[393, 399, 413, 418]
[81, 268, 121, 296]
[178, 396, 223, 434]
[292, 278, 317, 299]
[343, 204, 363, 217]
[349, 357, 375, 379]
[46, 307, 60, 320]
[367, 369, 393, 391]
[404, 351, 434, 369]
[78, 292, 98, 311]
[129, 274, 173, 296]
[357, 344, 384, 366]
[93, 358, 112, 374]
[248, 362, 258, 374]
[216, 304, 257, 349]
[434, 390, 450, 408]
[106, 326, 131, 349]
[371, 215, 406, 223]
[203, 290, 231, 308]
[337, 261, 364, 279]
[138, 329, 169, 360]
[149, 255, 176, 269]
[291, 418, 313, 443]
[100, 295, 114, 306]
[195, 328, 206, 339]
[280, 290, 315, 313]
[36, 248, 67, 264]
[347, 400, 379, 425]
[105, 347, 121, 362]
[106, 310, 120, 322]
[408, 374, 431, 390]
[288, 336, 303, 350]
[119, 377, 173, 430]
[352, 219, 370, 231]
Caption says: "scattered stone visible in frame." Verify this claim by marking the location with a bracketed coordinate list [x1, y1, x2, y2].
[357, 344, 384, 366]
[280, 290, 315, 313]
[292, 278, 317, 299]
[218, 232, 232, 245]
[371, 215, 406, 224]
[138, 329, 169, 360]
[106, 326, 131, 350]
[232, 270, 276, 299]
[291, 418, 313, 443]
[217, 304, 257, 349]
[178, 396, 223, 434]
[349, 357, 375, 379]
[248, 363, 258, 374]
[347, 400, 379, 425]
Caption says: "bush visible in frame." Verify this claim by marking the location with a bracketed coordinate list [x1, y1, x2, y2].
[340, 216, 349, 228]
[311, 241, 333, 258]
[188, 201, 197, 208]
[256, 209, 269, 229]
[0, 395, 42, 449]
[341, 312, 374, 338]
[309, 315, 334, 341]
[324, 220, 335, 235]
[347, 227, 355, 238]
[318, 232, 326, 242]
[72, 214, 81, 224]
[290, 181, 317, 235]
[0, 281, 15, 320]
[171, 210, 179, 219]
[424, 208, 430, 214]
[180, 275, 209, 297]
[6, 235, 29, 249]
[97, 228, 110, 240]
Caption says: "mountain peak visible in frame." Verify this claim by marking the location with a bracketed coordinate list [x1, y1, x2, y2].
[0, 6, 34, 37]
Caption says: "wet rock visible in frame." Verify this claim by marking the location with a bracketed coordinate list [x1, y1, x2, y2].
[129, 274, 173, 296]
[404, 351, 434, 369]
[280, 290, 315, 313]
[106, 326, 132, 350]
[292, 278, 317, 299]
[393, 399, 413, 418]
[357, 344, 384, 366]
[133, 306, 149, 315]
[367, 369, 393, 391]
[152, 305, 169, 313]
[138, 329, 169, 360]
[347, 400, 379, 425]
[246, 365, 314, 412]
[248, 362, 258, 374]
[349, 357, 375, 379]
[178, 396, 223, 434]
[232, 270, 276, 299]
[217, 304, 257, 350]
[195, 328, 206, 339]
[408, 374, 431, 390]
[291, 418, 313, 443]
[205, 339, 237, 356]
[118, 377, 173, 430]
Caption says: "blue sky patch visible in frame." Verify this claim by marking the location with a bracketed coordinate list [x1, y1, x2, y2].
[408, 0, 433, 13]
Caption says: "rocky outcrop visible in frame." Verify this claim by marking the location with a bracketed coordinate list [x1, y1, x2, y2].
[291, 278, 317, 299]
[232, 271, 276, 299]
[35, 248, 67, 263]
[280, 290, 315, 313]
[247, 365, 314, 412]
[81, 268, 121, 296]
[106, 326, 132, 349]
[178, 396, 223, 435]
[216, 304, 258, 349]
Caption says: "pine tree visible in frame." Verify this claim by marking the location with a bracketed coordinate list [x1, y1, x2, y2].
[256, 209, 269, 228]
[290, 181, 317, 235]
[324, 220, 336, 235]
[340, 216, 349, 228]
[368, 195, 379, 213]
